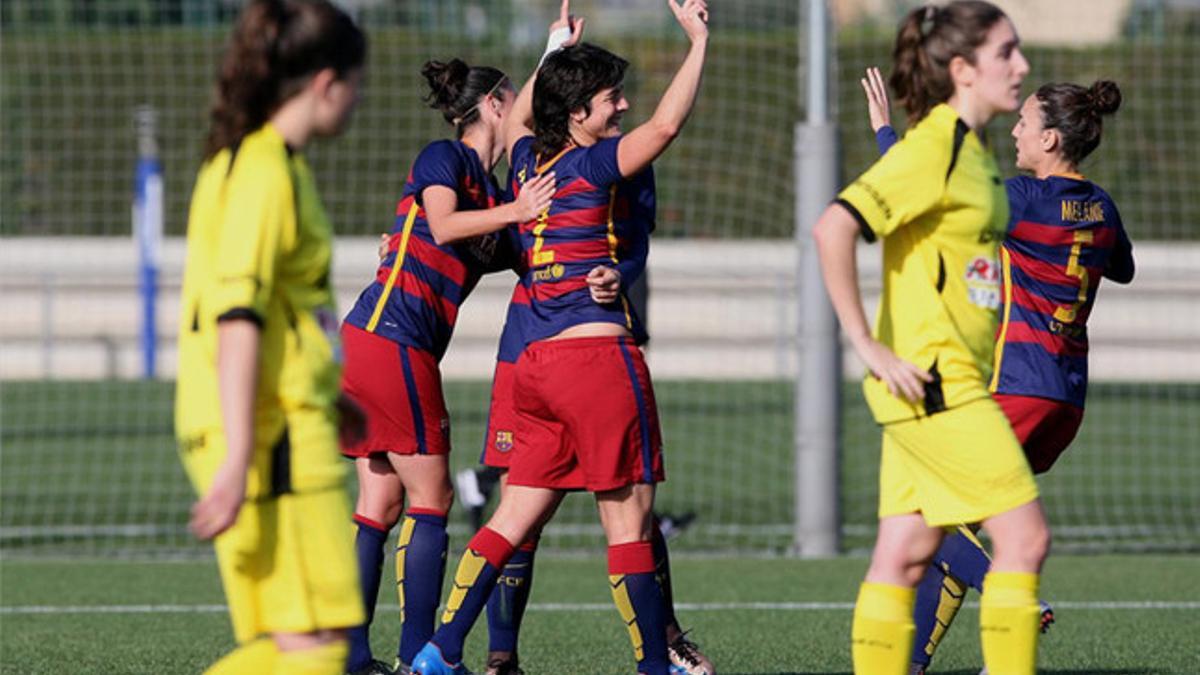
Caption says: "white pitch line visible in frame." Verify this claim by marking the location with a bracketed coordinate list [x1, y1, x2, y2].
[2, 601, 1198, 615]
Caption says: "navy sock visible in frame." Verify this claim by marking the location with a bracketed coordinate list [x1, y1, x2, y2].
[486, 539, 538, 654]
[396, 508, 450, 666]
[432, 527, 516, 665]
[609, 541, 670, 675]
[348, 515, 391, 671]
[934, 527, 991, 590]
[650, 522, 679, 634]
[910, 527, 989, 667]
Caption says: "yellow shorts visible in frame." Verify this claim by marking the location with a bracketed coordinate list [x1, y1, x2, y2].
[878, 396, 1039, 527]
[213, 486, 364, 643]
[179, 414, 362, 643]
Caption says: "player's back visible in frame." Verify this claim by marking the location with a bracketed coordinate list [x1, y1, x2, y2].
[343, 140, 515, 360]
[993, 174, 1134, 406]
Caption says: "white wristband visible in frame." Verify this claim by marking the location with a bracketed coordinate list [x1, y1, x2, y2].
[540, 26, 573, 66]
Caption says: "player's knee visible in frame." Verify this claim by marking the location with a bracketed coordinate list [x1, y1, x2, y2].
[356, 493, 403, 526]
[993, 521, 1051, 571]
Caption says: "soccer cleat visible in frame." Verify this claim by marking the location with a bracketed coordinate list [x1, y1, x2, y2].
[394, 662, 413, 675]
[411, 643, 470, 675]
[484, 655, 524, 675]
[656, 511, 697, 540]
[455, 469, 488, 531]
[348, 660, 395, 675]
[1039, 599, 1055, 633]
[667, 632, 714, 675]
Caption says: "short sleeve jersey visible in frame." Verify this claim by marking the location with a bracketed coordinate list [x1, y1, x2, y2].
[507, 135, 650, 345]
[838, 104, 1009, 424]
[991, 175, 1133, 407]
[175, 124, 343, 492]
[342, 140, 516, 360]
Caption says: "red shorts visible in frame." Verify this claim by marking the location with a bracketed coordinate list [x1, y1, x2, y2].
[994, 393, 1084, 474]
[481, 360, 518, 469]
[339, 324, 450, 457]
[506, 336, 664, 492]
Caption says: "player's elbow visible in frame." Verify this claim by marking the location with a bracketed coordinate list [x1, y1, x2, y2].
[647, 117, 682, 144]
[428, 222, 454, 246]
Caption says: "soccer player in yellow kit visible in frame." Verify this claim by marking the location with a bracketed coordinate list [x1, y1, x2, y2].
[175, 1, 367, 672]
[813, 3, 1049, 674]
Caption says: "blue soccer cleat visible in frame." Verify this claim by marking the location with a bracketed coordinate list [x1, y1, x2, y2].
[411, 642, 470, 675]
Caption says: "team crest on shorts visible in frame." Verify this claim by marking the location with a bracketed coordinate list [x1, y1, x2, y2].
[494, 430, 514, 453]
[964, 255, 1001, 309]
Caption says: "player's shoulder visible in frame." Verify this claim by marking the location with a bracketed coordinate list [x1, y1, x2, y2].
[884, 109, 955, 169]
[223, 129, 292, 191]
[416, 138, 466, 166]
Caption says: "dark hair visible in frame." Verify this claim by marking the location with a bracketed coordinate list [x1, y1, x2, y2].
[421, 59, 509, 137]
[1035, 80, 1122, 166]
[890, 1, 1007, 125]
[532, 43, 629, 157]
[204, 0, 367, 159]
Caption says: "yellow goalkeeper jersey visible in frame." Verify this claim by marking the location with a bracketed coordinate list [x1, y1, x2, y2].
[837, 103, 1008, 424]
[175, 124, 344, 496]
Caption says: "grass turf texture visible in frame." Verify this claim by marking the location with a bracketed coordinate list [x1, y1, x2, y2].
[2, 380, 1198, 555]
[1, 554, 1198, 674]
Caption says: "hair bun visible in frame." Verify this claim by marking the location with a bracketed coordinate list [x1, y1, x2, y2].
[421, 59, 471, 113]
[1088, 80, 1122, 116]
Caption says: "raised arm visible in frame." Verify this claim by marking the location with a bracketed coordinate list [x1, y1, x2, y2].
[615, 0, 708, 178]
[504, 0, 585, 162]
[861, 66, 899, 155]
[812, 203, 931, 402]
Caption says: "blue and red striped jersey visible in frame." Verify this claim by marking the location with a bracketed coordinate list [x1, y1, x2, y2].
[992, 175, 1133, 406]
[343, 140, 518, 360]
[507, 135, 653, 346]
[875, 126, 1134, 408]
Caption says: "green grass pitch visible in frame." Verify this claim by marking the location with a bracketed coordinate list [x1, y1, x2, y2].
[2, 554, 1198, 673]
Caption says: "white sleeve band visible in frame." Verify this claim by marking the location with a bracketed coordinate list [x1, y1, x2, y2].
[540, 26, 573, 66]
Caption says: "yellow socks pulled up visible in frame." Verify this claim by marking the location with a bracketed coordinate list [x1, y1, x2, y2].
[852, 581, 916, 675]
[980, 571, 1041, 675]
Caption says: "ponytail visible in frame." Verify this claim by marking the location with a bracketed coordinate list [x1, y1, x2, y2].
[890, 1, 1006, 125]
[204, 0, 366, 159]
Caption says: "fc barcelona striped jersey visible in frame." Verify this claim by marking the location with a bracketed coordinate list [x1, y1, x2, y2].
[507, 135, 652, 346]
[876, 126, 1135, 408]
[343, 140, 518, 360]
[991, 175, 1134, 407]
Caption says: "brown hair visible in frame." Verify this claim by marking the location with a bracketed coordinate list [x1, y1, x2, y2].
[890, 1, 1007, 125]
[1035, 80, 1122, 166]
[420, 59, 509, 137]
[533, 43, 629, 157]
[203, 0, 366, 159]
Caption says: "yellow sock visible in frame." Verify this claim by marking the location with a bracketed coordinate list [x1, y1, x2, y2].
[204, 638, 277, 674]
[851, 581, 916, 675]
[274, 639, 349, 675]
[980, 571, 1041, 675]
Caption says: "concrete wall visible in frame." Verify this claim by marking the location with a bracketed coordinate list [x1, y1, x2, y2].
[1, 237, 1196, 381]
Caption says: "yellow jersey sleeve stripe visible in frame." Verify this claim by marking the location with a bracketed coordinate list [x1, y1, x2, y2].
[989, 245, 1015, 392]
[365, 202, 420, 333]
[604, 184, 634, 331]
